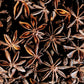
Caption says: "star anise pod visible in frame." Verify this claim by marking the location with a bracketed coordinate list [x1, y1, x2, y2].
[64, 41, 84, 58]
[14, 0, 34, 20]
[38, 51, 70, 83]
[0, 30, 23, 51]
[0, 50, 26, 72]
[67, 2, 84, 32]
[43, 22, 64, 54]
[19, 16, 47, 43]
[21, 43, 43, 68]
[32, 1, 49, 23]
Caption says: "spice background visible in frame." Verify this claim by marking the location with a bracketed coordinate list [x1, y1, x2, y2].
[0, 0, 84, 84]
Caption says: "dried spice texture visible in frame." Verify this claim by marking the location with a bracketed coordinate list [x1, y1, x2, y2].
[0, 0, 84, 84]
